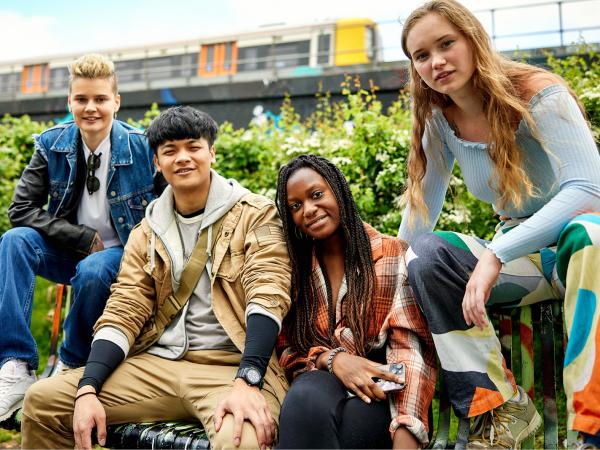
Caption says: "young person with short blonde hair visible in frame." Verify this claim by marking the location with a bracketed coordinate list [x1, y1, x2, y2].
[0, 53, 159, 423]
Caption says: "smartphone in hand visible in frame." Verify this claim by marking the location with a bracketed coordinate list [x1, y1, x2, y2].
[375, 363, 406, 393]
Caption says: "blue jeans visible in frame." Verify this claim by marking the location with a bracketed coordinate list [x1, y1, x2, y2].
[0, 227, 123, 370]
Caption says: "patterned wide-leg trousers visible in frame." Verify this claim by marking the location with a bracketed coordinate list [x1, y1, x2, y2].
[406, 213, 600, 435]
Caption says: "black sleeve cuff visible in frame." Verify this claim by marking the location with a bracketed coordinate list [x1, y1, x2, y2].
[239, 314, 279, 376]
[77, 339, 126, 393]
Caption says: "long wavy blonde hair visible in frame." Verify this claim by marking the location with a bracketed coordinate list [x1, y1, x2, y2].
[401, 0, 577, 223]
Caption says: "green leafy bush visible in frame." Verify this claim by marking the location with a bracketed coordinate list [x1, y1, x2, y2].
[546, 44, 600, 141]
[0, 115, 48, 233]
[1, 53, 598, 239]
[211, 76, 495, 236]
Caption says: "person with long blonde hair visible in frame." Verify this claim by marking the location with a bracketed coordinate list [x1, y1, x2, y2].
[398, 0, 600, 448]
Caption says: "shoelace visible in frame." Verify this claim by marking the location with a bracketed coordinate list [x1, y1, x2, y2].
[0, 374, 22, 395]
[468, 402, 524, 448]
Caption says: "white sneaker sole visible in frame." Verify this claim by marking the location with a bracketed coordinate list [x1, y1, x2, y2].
[515, 409, 543, 449]
[0, 398, 24, 422]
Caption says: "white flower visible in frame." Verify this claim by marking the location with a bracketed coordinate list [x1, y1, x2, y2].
[331, 138, 351, 152]
[305, 132, 321, 148]
[331, 156, 352, 166]
[343, 121, 354, 136]
[286, 147, 308, 156]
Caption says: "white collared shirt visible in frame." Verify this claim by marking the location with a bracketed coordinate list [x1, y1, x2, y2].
[76, 134, 120, 249]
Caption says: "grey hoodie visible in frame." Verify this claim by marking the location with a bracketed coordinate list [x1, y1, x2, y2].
[94, 170, 250, 359]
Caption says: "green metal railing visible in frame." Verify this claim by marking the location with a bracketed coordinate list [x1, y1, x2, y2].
[430, 301, 573, 449]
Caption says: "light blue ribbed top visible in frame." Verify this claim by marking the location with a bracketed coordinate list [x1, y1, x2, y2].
[398, 84, 600, 262]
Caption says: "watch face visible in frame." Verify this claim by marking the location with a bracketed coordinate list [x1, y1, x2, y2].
[247, 368, 261, 385]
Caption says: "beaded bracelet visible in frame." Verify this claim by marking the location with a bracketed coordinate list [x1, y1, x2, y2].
[327, 347, 347, 374]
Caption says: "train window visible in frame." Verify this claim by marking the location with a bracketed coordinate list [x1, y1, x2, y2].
[238, 41, 309, 72]
[21, 64, 50, 94]
[22, 66, 34, 92]
[115, 60, 143, 83]
[180, 54, 195, 77]
[223, 42, 233, 71]
[317, 34, 331, 65]
[39, 65, 49, 90]
[50, 67, 69, 91]
[0, 73, 20, 96]
[205, 46, 214, 73]
[199, 42, 237, 76]
[271, 41, 310, 69]
[366, 26, 375, 60]
[238, 46, 268, 72]
[145, 56, 175, 81]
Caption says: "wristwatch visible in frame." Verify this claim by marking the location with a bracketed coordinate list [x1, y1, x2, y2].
[235, 366, 264, 388]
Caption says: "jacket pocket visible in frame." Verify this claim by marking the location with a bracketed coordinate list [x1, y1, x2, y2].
[47, 180, 67, 213]
[216, 251, 244, 282]
[124, 191, 154, 225]
[127, 191, 153, 210]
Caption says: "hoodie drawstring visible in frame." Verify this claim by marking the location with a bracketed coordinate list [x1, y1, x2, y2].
[150, 231, 156, 272]
[207, 224, 213, 258]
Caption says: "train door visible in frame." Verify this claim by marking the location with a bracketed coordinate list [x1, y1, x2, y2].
[198, 42, 238, 76]
[21, 63, 50, 94]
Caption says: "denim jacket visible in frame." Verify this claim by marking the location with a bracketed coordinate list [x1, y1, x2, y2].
[8, 120, 158, 257]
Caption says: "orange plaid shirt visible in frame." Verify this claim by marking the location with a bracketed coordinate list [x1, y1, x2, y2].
[277, 223, 437, 445]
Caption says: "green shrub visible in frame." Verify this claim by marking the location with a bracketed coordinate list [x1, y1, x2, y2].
[0, 115, 48, 234]
[211, 76, 496, 236]
[0, 52, 598, 239]
[546, 44, 600, 141]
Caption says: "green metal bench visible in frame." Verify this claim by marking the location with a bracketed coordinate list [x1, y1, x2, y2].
[0, 285, 573, 449]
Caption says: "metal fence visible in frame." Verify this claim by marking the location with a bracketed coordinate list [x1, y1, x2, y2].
[376, 0, 600, 61]
[0, 0, 598, 99]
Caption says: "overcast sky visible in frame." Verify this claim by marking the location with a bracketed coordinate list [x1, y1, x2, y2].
[0, 0, 599, 63]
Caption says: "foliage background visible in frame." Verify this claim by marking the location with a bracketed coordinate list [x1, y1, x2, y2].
[2, 50, 599, 240]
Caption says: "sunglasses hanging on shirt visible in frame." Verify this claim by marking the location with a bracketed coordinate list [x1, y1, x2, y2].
[86, 152, 102, 195]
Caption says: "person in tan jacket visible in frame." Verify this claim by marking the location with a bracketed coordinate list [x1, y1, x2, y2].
[21, 106, 292, 450]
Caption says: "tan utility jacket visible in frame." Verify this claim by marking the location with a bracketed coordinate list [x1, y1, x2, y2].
[95, 193, 292, 402]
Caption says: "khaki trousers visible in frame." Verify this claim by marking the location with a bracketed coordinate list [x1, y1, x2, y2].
[21, 350, 281, 449]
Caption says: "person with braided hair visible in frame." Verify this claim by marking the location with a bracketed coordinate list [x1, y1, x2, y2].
[275, 154, 436, 449]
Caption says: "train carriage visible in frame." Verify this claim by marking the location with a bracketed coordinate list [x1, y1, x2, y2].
[0, 18, 380, 102]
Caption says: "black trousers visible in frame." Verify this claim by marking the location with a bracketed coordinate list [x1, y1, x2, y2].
[277, 370, 393, 449]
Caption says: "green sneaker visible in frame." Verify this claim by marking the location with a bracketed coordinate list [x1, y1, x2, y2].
[467, 386, 542, 449]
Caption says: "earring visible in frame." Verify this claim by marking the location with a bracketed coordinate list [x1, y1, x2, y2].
[113, 111, 118, 119]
